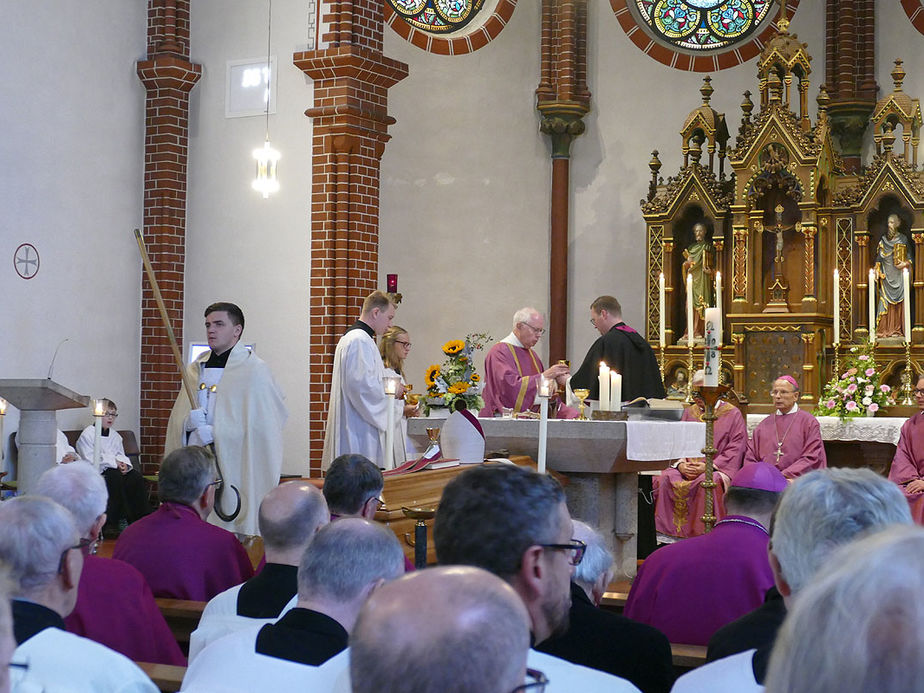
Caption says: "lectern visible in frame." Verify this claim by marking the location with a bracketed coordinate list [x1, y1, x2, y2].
[0, 379, 89, 494]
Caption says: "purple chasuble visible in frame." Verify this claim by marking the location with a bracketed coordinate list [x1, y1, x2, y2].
[889, 412, 924, 523]
[624, 516, 774, 646]
[654, 401, 747, 538]
[480, 342, 543, 416]
[744, 409, 826, 478]
[65, 555, 186, 665]
[113, 502, 254, 601]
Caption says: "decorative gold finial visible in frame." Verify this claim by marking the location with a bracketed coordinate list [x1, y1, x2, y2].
[741, 90, 754, 117]
[777, 0, 790, 33]
[817, 84, 830, 112]
[649, 150, 662, 175]
[892, 59, 906, 92]
[700, 76, 714, 105]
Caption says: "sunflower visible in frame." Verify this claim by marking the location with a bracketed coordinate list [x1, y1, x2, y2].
[425, 364, 441, 387]
[442, 340, 465, 355]
[471, 373, 480, 382]
[448, 382, 470, 394]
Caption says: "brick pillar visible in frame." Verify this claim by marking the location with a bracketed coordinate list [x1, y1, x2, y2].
[825, 0, 877, 172]
[537, 0, 591, 362]
[295, 1, 408, 475]
[136, 0, 201, 474]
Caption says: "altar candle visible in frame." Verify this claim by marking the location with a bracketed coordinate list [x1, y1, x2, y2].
[686, 272, 694, 341]
[93, 399, 105, 469]
[704, 307, 721, 386]
[538, 378, 550, 474]
[598, 362, 610, 411]
[659, 272, 666, 348]
[611, 371, 622, 410]
[0, 398, 6, 463]
[714, 271, 722, 314]
[904, 268, 912, 344]
[833, 268, 840, 344]
[869, 268, 876, 345]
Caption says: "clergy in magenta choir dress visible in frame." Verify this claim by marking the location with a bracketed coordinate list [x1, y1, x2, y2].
[625, 463, 785, 646]
[743, 375, 826, 479]
[479, 307, 576, 418]
[888, 374, 924, 523]
[654, 371, 747, 540]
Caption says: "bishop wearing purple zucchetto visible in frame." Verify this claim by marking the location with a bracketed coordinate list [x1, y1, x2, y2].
[744, 375, 826, 480]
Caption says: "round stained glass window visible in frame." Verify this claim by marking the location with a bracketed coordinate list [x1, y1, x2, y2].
[387, 0, 485, 34]
[636, 0, 772, 50]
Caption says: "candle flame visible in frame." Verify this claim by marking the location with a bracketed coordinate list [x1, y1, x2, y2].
[0, 398, 6, 415]
[94, 399, 105, 416]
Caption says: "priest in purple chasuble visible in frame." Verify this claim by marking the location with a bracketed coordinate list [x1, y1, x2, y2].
[744, 375, 826, 479]
[654, 370, 747, 540]
[479, 307, 577, 418]
[889, 374, 924, 523]
[625, 463, 784, 646]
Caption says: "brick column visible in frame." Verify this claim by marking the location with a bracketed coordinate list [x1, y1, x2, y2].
[295, 1, 408, 474]
[537, 0, 591, 362]
[136, 0, 201, 474]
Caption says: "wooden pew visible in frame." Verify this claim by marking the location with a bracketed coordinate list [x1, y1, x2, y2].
[137, 662, 186, 693]
[155, 598, 206, 655]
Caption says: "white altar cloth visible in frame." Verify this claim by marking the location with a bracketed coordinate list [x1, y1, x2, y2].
[746, 415, 904, 445]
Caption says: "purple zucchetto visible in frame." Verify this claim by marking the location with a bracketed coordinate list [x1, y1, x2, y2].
[731, 462, 788, 493]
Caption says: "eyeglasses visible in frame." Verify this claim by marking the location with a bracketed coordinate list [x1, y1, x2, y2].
[519, 322, 546, 336]
[538, 539, 586, 566]
[366, 494, 385, 512]
[395, 340, 412, 349]
[207, 478, 223, 488]
[769, 389, 795, 397]
[104, 411, 119, 418]
[509, 668, 549, 692]
[57, 537, 95, 574]
[914, 389, 924, 397]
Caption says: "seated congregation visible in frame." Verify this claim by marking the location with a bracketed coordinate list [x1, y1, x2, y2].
[4, 372, 924, 693]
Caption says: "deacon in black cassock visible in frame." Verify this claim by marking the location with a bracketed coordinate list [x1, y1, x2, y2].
[570, 295, 666, 402]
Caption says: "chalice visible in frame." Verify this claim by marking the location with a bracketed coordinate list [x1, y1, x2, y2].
[574, 389, 590, 420]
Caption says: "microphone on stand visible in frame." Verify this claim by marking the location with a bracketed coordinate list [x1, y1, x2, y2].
[47, 338, 70, 380]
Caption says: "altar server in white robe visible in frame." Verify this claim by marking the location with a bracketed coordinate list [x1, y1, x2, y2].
[322, 291, 405, 471]
[165, 302, 288, 537]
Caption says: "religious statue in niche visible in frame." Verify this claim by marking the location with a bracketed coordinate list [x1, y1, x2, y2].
[682, 222, 715, 338]
[874, 213, 913, 338]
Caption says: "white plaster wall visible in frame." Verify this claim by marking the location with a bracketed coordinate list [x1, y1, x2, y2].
[381, 3, 825, 388]
[188, 0, 313, 474]
[381, 2, 548, 390]
[0, 3, 146, 472]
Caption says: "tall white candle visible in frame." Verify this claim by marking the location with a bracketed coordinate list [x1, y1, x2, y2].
[538, 394, 549, 474]
[611, 372, 622, 410]
[659, 272, 666, 348]
[704, 308, 720, 386]
[686, 272, 695, 341]
[598, 362, 610, 411]
[384, 393, 395, 470]
[93, 399, 104, 469]
[714, 271, 722, 313]
[869, 268, 877, 345]
[833, 268, 840, 344]
[904, 267, 912, 343]
[0, 398, 6, 464]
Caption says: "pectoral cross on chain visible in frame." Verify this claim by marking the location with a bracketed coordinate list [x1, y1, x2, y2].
[774, 443, 785, 463]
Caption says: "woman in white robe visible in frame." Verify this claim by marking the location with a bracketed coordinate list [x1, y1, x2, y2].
[380, 326, 420, 460]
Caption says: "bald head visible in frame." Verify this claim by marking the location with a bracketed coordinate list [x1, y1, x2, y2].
[258, 481, 329, 564]
[350, 566, 530, 693]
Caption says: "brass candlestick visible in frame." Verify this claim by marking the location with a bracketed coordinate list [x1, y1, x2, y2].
[697, 384, 729, 533]
[686, 342, 695, 403]
[574, 389, 590, 420]
[901, 340, 914, 405]
[832, 341, 840, 381]
[402, 506, 436, 569]
[658, 345, 666, 386]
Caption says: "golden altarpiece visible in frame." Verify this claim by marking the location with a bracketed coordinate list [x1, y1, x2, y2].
[643, 21, 924, 413]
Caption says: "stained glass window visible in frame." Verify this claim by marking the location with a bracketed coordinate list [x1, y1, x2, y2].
[635, 0, 772, 51]
[387, 0, 485, 34]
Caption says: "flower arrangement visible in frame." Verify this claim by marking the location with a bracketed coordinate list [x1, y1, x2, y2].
[814, 344, 895, 419]
[424, 333, 492, 414]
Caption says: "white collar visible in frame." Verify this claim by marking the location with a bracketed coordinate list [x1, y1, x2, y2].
[775, 403, 799, 415]
[500, 332, 526, 349]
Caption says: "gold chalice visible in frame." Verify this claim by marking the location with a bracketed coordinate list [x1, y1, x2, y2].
[425, 427, 440, 444]
[574, 389, 590, 420]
